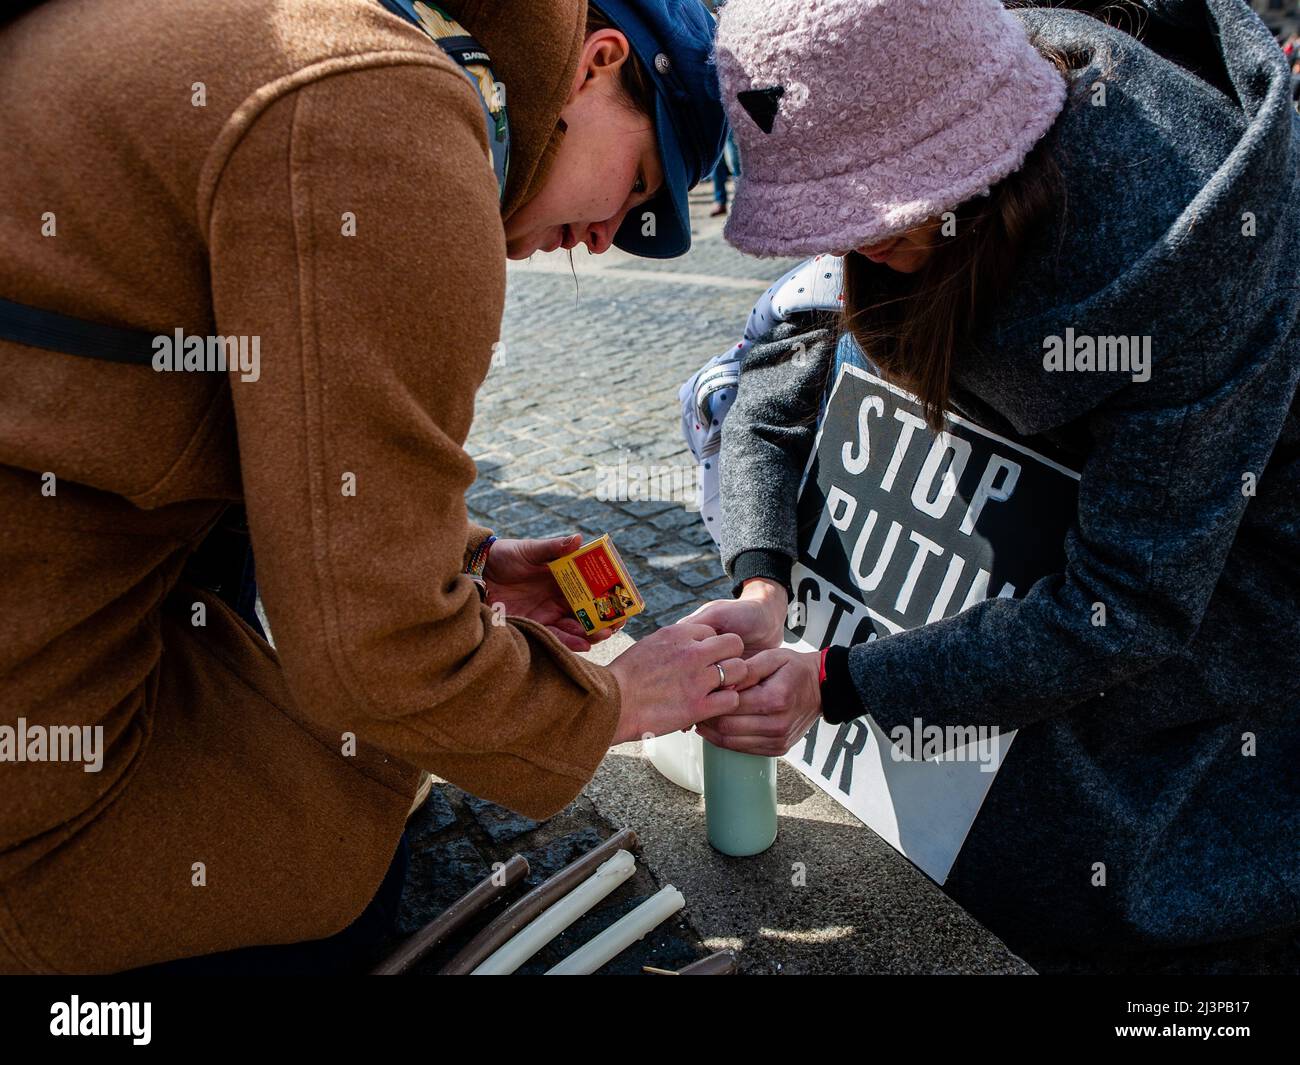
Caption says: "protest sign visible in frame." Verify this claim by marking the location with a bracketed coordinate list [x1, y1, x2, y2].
[783, 363, 1080, 882]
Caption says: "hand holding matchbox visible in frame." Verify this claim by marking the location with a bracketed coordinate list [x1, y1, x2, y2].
[546, 534, 644, 635]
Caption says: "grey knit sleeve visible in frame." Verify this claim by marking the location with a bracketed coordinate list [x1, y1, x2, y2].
[830, 298, 1300, 735]
[719, 315, 840, 594]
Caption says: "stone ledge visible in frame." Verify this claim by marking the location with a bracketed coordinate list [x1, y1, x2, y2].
[577, 632, 1035, 975]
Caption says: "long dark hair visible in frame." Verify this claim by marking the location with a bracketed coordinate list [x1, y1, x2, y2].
[839, 42, 1079, 431]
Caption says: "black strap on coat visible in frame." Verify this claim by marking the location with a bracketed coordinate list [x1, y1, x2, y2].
[0, 1, 510, 641]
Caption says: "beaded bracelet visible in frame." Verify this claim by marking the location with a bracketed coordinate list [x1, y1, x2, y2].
[464, 534, 497, 602]
[465, 534, 497, 581]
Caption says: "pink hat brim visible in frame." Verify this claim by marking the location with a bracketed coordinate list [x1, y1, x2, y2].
[724, 56, 1069, 259]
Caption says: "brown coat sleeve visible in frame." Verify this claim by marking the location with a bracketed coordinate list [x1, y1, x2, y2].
[205, 60, 620, 820]
[466, 522, 495, 555]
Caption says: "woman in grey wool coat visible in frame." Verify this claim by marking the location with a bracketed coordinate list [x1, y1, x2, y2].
[691, 0, 1300, 972]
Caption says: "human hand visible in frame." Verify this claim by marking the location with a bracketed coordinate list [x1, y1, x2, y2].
[483, 534, 621, 652]
[695, 646, 821, 756]
[678, 577, 788, 656]
[608, 623, 750, 745]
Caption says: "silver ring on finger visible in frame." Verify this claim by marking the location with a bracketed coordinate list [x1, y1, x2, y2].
[714, 663, 727, 691]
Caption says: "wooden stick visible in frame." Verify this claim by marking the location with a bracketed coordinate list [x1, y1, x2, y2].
[440, 827, 639, 975]
[371, 854, 529, 975]
[676, 950, 739, 975]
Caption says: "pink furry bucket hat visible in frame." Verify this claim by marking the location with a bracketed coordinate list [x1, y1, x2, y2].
[714, 0, 1069, 257]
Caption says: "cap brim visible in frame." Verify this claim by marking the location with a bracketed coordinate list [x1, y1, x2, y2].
[613, 92, 692, 259]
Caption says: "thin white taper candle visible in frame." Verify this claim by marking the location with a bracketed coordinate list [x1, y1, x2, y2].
[470, 849, 637, 975]
[545, 884, 686, 975]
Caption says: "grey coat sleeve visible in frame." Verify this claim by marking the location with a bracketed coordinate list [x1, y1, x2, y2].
[719, 316, 840, 597]
[831, 300, 1300, 734]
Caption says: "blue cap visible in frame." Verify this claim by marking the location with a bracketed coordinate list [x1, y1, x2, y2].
[591, 0, 728, 259]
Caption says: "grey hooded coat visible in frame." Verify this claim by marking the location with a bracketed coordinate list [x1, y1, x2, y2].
[719, 0, 1300, 958]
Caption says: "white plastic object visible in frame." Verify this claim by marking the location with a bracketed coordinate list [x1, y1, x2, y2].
[546, 885, 686, 975]
[645, 729, 704, 794]
[470, 849, 637, 975]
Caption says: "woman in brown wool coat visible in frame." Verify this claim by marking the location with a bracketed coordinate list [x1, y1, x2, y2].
[0, 0, 739, 973]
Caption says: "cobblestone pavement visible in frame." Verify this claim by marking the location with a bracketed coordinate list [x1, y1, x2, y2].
[465, 187, 803, 636]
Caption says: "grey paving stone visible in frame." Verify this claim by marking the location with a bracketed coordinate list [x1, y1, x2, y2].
[679, 523, 720, 548]
[617, 499, 678, 519]
[513, 514, 570, 539]
[465, 795, 542, 845]
[645, 548, 705, 573]
[495, 472, 555, 494]
[679, 560, 726, 589]
[464, 485, 514, 512]
[405, 784, 458, 842]
[591, 508, 636, 532]
[517, 827, 608, 886]
[490, 499, 546, 525]
[607, 524, 657, 552]
[547, 455, 595, 476]
[649, 506, 702, 531]
[641, 582, 696, 617]
[394, 836, 489, 938]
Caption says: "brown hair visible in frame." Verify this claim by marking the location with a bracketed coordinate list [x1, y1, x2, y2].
[585, 3, 656, 117]
[839, 42, 1079, 431]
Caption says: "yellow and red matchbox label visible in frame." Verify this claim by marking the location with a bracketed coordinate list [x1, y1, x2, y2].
[546, 534, 644, 634]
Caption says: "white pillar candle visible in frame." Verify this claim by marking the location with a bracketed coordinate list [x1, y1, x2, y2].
[545, 884, 686, 976]
[470, 849, 637, 976]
